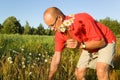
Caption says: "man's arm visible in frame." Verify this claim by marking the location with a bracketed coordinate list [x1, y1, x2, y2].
[66, 38, 106, 50]
[48, 51, 62, 80]
[81, 38, 106, 50]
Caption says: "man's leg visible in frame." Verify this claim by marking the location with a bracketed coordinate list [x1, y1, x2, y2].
[75, 50, 91, 80]
[96, 62, 110, 80]
[75, 67, 87, 80]
[96, 42, 116, 80]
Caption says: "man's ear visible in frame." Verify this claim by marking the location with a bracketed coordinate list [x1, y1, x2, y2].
[58, 15, 63, 22]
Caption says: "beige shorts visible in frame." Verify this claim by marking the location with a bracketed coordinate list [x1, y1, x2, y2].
[76, 42, 116, 69]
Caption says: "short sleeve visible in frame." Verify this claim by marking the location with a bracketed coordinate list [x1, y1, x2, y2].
[54, 32, 66, 52]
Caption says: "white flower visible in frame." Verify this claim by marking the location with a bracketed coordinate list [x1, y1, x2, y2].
[21, 48, 24, 51]
[18, 76, 20, 79]
[37, 57, 40, 60]
[22, 61, 25, 65]
[22, 65, 25, 68]
[7, 57, 13, 64]
[9, 61, 13, 64]
[63, 19, 72, 26]
[31, 65, 34, 68]
[42, 55, 45, 58]
[58, 14, 74, 33]
[69, 14, 74, 18]
[33, 63, 36, 65]
[29, 53, 32, 56]
[7, 57, 12, 61]
[38, 53, 41, 56]
[12, 50, 18, 53]
[59, 24, 67, 32]
[45, 59, 48, 63]
[69, 18, 74, 23]
[29, 72, 32, 76]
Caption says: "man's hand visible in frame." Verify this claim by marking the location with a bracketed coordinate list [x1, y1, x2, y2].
[66, 39, 80, 48]
[48, 51, 61, 80]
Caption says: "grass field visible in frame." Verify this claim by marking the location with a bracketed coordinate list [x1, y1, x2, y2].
[0, 34, 120, 80]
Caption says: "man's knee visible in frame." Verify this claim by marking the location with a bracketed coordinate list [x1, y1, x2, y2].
[96, 62, 109, 78]
[97, 68, 105, 76]
[75, 68, 86, 78]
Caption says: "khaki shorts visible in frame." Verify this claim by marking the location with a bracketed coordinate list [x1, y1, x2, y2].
[76, 42, 116, 69]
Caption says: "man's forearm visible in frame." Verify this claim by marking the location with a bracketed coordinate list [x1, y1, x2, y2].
[83, 38, 106, 50]
[48, 63, 58, 80]
[48, 52, 61, 80]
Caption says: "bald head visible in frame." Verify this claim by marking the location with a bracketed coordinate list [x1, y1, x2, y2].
[43, 7, 65, 25]
[44, 7, 64, 18]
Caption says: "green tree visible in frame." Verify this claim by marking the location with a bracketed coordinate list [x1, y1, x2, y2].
[99, 17, 120, 35]
[44, 28, 51, 35]
[44, 28, 54, 35]
[31, 27, 37, 35]
[20, 26, 24, 34]
[37, 24, 45, 35]
[0, 23, 3, 33]
[2, 16, 22, 34]
[23, 21, 31, 34]
[0, 23, 1, 27]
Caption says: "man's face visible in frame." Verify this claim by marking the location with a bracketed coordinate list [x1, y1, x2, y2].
[48, 16, 58, 31]
[44, 13, 62, 31]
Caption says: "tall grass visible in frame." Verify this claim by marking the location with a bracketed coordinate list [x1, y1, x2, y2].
[0, 34, 120, 80]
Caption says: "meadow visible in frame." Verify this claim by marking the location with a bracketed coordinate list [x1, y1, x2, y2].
[0, 34, 120, 80]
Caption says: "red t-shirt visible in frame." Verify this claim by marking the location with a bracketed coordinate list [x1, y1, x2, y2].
[55, 13, 116, 52]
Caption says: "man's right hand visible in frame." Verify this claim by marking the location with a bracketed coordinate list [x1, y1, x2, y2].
[48, 51, 62, 80]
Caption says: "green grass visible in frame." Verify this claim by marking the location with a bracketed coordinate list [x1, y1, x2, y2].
[0, 34, 120, 80]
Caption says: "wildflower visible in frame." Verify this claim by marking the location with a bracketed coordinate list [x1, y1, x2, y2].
[33, 63, 36, 66]
[21, 48, 24, 51]
[31, 65, 34, 68]
[37, 57, 40, 61]
[45, 51, 48, 54]
[22, 65, 25, 68]
[18, 76, 20, 79]
[7, 57, 13, 64]
[42, 55, 45, 58]
[22, 61, 25, 65]
[9, 61, 13, 64]
[29, 72, 32, 76]
[45, 59, 48, 63]
[58, 14, 74, 33]
[58, 24, 67, 33]
[63, 19, 73, 26]
[7, 57, 12, 61]
[27, 60, 30, 64]
[38, 53, 41, 56]
[12, 50, 18, 53]
[29, 53, 32, 56]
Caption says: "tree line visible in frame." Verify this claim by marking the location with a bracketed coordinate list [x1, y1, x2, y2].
[0, 16, 120, 35]
[0, 16, 54, 35]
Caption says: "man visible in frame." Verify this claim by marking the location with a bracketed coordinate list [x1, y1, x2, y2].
[43, 7, 116, 80]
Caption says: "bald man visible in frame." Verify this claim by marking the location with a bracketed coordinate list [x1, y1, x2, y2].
[43, 7, 116, 80]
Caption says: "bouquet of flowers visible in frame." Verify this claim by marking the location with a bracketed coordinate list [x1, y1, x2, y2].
[58, 14, 74, 33]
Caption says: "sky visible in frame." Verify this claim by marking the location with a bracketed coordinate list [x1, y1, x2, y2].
[0, 0, 120, 28]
